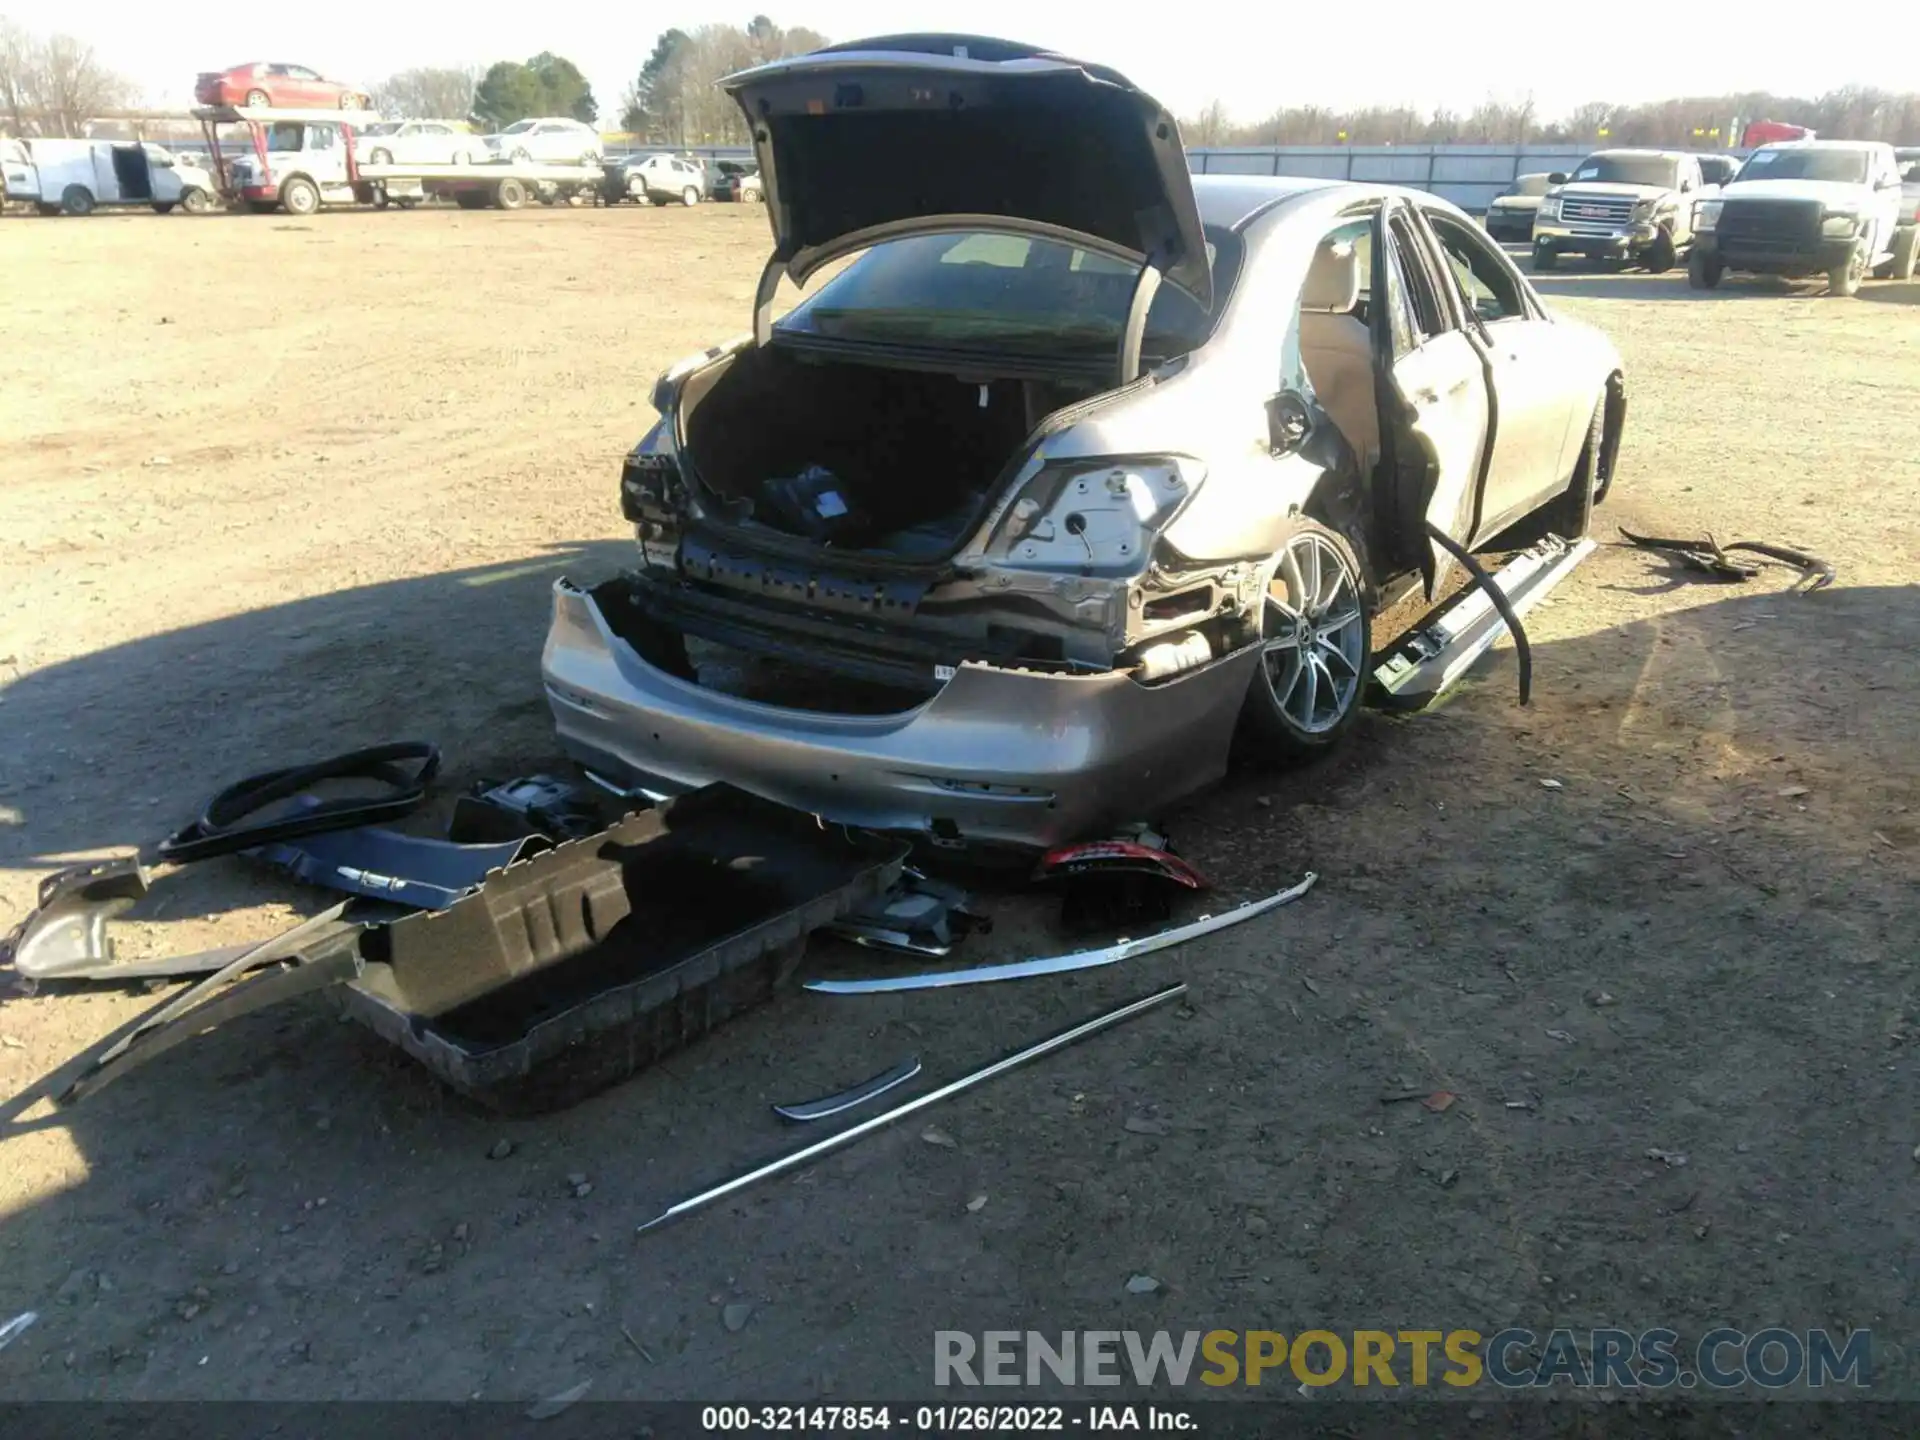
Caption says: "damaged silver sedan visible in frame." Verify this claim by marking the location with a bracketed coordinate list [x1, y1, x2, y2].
[543, 35, 1627, 852]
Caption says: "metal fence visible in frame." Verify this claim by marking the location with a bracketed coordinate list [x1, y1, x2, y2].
[1187, 144, 1602, 214]
[602, 142, 1746, 214]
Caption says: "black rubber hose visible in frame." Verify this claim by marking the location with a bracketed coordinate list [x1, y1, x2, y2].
[156, 741, 441, 864]
[1425, 525, 1532, 706]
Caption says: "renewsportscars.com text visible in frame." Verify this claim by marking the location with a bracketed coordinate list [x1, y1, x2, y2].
[934, 1327, 1871, 1390]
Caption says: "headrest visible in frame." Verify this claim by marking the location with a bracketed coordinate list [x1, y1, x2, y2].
[1300, 240, 1362, 314]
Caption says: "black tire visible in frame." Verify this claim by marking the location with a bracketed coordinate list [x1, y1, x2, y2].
[369, 148, 393, 166]
[454, 191, 488, 209]
[151, 201, 176, 214]
[1687, 249, 1723, 289]
[280, 176, 320, 217]
[60, 184, 95, 217]
[1828, 242, 1865, 297]
[1544, 396, 1607, 540]
[1894, 228, 1920, 283]
[395, 197, 420, 210]
[495, 177, 528, 209]
[681, 185, 700, 206]
[1236, 519, 1372, 760]
[180, 186, 212, 215]
[1643, 228, 1676, 274]
[369, 186, 391, 210]
[1532, 242, 1558, 272]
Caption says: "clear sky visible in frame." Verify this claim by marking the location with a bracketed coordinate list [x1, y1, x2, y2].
[8, 0, 1906, 124]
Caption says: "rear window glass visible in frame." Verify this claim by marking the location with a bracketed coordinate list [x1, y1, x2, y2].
[1737, 148, 1869, 184]
[777, 228, 1242, 362]
[1568, 154, 1680, 186]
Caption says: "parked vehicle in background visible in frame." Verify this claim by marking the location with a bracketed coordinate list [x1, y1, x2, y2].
[4, 139, 216, 215]
[354, 121, 484, 167]
[482, 118, 602, 165]
[196, 62, 370, 109]
[1532, 150, 1711, 272]
[1690, 140, 1905, 295]
[1741, 119, 1814, 148]
[544, 35, 1628, 855]
[1483, 173, 1552, 242]
[1894, 149, 1920, 281]
[612, 152, 709, 204]
[706, 159, 762, 201]
[1695, 154, 1739, 188]
[718, 167, 764, 202]
[2, 137, 28, 210]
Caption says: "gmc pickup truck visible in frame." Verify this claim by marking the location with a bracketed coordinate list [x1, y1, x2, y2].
[1689, 140, 1906, 296]
[1532, 149, 1711, 273]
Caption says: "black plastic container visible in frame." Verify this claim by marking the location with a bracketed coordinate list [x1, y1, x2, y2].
[340, 784, 907, 1113]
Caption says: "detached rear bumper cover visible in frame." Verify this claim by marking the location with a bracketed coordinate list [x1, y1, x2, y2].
[541, 579, 1258, 851]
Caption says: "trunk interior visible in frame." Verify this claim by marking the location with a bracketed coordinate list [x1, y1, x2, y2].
[681, 343, 1097, 559]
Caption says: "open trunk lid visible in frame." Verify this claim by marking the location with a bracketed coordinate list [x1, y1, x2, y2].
[719, 34, 1212, 306]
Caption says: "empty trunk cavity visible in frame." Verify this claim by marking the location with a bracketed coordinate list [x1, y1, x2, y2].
[680, 344, 1090, 559]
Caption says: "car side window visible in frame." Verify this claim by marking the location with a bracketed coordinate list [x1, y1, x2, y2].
[1424, 214, 1528, 324]
[1384, 213, 1446, 354]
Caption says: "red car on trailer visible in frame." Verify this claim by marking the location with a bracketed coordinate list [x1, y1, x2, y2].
[195, 62, 371, 111]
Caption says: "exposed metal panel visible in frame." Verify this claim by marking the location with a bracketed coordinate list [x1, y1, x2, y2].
[1349, 153, 1433, 182]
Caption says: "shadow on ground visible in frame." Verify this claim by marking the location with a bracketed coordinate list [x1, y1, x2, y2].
[0, 562, 1916, 1402]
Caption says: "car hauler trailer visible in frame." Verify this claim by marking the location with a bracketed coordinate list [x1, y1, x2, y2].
[194, 106, 604, 214]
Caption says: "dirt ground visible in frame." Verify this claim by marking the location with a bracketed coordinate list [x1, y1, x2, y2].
[1, 205, 1917, 1410]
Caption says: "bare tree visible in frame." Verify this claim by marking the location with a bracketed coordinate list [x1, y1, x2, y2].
[1189, 99, 1229, 148]
[370, 66, 482, 121]
[626, 18, 827, 145]
[1, 17, 34, 134]
[0, 17, 137, 135]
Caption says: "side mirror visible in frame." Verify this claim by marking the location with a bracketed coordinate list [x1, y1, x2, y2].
[1876, 176, 1900, 190]
[1266, 391, 1312, 457]
[1548, 171, 1568, 185]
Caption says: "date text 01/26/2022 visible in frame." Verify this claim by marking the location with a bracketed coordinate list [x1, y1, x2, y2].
[700, 1405, 1196, 1431]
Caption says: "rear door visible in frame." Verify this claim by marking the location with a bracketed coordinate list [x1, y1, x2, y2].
[1417, 206, 1582, 543]
[1372, 199, 1493, 597]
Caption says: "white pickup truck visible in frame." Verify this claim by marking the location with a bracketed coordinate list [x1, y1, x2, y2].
[1689, 140, 1907, 296]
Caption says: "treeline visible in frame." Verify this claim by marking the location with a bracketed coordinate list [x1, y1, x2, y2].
[1185, 88, 1920, 148]
[619, 16, 825, 143]
[0, 15, 136, 136]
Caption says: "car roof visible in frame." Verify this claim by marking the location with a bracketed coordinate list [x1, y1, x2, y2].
[1192, 174, 1485, 230]
[1192, 174, 1340, 228]
[1583, 147, 1686, 160]
[1755, 138, 1886, 152]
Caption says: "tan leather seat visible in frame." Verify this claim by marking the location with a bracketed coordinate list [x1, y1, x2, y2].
[1297, 240, 1380, 469]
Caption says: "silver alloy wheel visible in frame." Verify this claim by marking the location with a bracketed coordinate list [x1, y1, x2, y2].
[1260, 529, 1366, 734]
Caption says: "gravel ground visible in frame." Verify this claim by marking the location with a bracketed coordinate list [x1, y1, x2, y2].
[1, 206, 1916, 1408]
